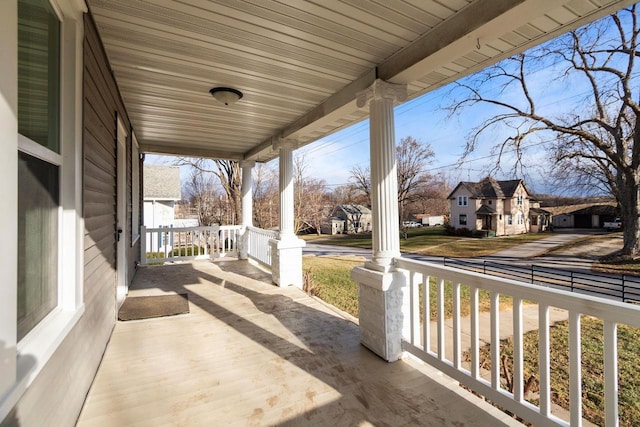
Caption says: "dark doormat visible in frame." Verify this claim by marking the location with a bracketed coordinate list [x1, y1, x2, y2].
[118, 293, 189, 321]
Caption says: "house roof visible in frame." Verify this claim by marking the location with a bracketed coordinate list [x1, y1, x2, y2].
[85, 0, 633, 163]
[448, 178, 528, 200]
[143, 165, 181, 201]
[476, 205, 497, 215]
[544, 202, 617, 216]
[530, 207, 551, 215]
[337, 204, 371, 216]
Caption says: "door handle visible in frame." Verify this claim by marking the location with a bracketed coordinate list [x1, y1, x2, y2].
[117, 227, 123, 242]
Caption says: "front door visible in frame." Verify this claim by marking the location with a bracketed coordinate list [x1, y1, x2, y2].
[116, 118, 128, 308]
[483, 215, 492, 230]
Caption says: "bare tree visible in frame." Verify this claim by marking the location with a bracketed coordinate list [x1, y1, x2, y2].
[350, 136, 435, 236]
[253, 163, 278, 229]
[447, 6, 640, 257]
[349, 165, 371, 207]
[328, 184, 368, 207]
[176, 158, 241, 225]
[185, 169, 220, 226]
[294, 154, 328, 234]
[396, 136, 435, 224]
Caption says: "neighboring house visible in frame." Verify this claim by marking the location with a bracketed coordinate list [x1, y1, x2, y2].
[325, 205, 372, 234]
[143, 165, 181, 252]
[143, 165, 181, 228]
[448, 178, 542, 236]
[547, 203, 618, 228]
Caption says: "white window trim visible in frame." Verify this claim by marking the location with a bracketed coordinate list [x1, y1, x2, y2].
[0, 0, 86, 419]
[458, 195, 468, 206]
[131, 134, 140, 245]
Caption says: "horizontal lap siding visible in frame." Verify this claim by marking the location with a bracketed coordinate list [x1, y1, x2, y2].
[7, 13, 137, 427]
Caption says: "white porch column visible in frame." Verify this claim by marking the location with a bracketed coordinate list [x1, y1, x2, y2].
[269, 139, 305, 288]
[239, 160, 254, 260]
[351, 79, 409, 362]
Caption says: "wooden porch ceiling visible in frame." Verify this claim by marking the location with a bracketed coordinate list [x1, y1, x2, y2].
[86, 0, 635, 162]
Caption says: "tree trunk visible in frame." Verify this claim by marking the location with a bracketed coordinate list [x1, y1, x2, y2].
[618, 173, 640, 257]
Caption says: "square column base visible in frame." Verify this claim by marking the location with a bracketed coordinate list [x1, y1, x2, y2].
[351, 266, 409, 362]
[269, 237, 306, 288]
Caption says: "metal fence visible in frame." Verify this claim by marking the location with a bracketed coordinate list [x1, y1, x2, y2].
[443, 257, 640, 303]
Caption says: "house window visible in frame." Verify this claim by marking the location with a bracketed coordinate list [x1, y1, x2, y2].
[458, 195, 468, 206]
[507, 215, 513, 225]
[17, 0, 61, 341]
[531, 215, 538, 226]
[131, 134, 140, 244]
[517, 193, 523, 206]
[459, 214, 467, 226]
[517, 212, 524, 225]
[488, 200, 492, 205]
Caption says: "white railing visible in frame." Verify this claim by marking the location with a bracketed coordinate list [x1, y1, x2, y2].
[246, 226, 278, 267]
[395, 257, 640, 427]
[140, 225, 241, 265]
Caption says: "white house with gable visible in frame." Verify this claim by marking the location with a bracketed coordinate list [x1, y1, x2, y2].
[144, 165, 181, 251]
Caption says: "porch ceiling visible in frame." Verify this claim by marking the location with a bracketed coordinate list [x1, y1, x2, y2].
[87, 0, 634, 162]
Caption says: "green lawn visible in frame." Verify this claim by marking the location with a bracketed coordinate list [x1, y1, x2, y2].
[302, 256, 363, 317]
[302, 255, 513, 319]
[305, 226, 551, 258]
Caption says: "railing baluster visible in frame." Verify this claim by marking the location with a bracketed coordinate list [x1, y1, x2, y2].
[423, 276, 430, 353]
[490, 291, 500, 389]
[437, 278, 445, 360]
[410, 272, 421, 346]
[604, 320, 618, 426]
[539, 304, 551, 417]
[569, 311, 582, 426]
[453, 282, 461, 368]
[513, 297, 523, 402]
[470, 285, 479, 379]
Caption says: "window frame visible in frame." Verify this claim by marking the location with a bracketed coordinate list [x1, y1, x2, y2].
[507, 214, 513, 226]
[131, 133, 140, 245]
[459, 214, 467, 226]
[1, 0, 86, 416]
[458, 195, 468, 206]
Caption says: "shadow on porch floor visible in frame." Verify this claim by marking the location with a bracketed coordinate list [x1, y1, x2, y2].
[77, 260, 520, 426]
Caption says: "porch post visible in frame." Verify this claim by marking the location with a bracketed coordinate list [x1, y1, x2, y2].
[351, 79, 409, 362]
[239, 160, 255, 260]
[269, 139, 305, 288]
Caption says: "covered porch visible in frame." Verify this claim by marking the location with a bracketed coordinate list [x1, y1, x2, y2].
[77, 259, 517, 426]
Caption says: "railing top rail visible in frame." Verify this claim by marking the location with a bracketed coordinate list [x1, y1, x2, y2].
[247, 225, 278, 236]
[395, 257, 640, 327]
[144, 225, 242, 233]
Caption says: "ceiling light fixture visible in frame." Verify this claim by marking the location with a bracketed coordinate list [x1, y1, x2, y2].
[209, 87, 243, 106]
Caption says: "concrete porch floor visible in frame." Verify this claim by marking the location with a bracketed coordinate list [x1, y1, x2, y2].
[77, 260, 521, 426]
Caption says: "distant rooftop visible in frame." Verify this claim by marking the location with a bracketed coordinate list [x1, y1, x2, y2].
[144, 165, 181, 201]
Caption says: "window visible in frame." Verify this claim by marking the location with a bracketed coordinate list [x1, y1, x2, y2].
[458, 195, 468, 206]
[517, 193, 523, 206]
[17, 0, 61, 341]
[507, 215, 513, 225]
[517, 212, 524, 225]
[488, 200, 492, 205]
[531, 215, 538, 226]
[459, 214, 467, 226]
[131, 134, 140, 244]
